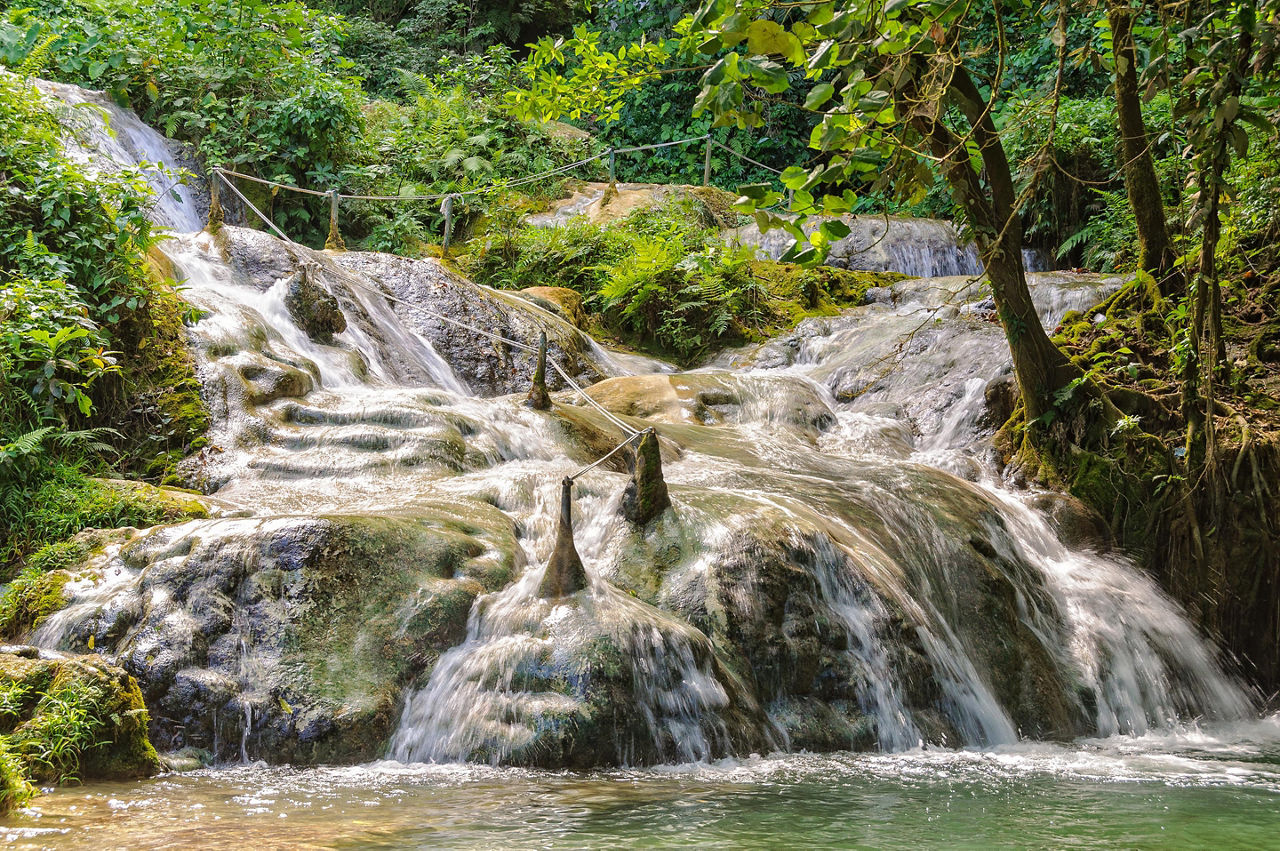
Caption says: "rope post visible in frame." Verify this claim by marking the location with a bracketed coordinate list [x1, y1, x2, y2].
[441, 194, 456, 256]
[787, 187, 795, 211]
[703, 135, 713, 186]
[207, 170, 226, 233]
[621, 428, 671, 525]
[524, 330, 552, 410]
[538, 477, 588, 598]
[608, 148, 616, 186]
[324, 189, 345, 251]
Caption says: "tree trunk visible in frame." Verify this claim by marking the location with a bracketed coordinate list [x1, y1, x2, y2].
[938, 69, 1085, 424]
[1108, 0, 1178, 294]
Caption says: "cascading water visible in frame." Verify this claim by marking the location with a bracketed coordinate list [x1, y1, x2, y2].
[730, 214, 1051, 277]
[30, 80, 1257, 776]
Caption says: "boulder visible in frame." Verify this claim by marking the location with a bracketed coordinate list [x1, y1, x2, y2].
[37, 506, 523, 765]
[0, 646, 160, 782]
[284, 265, 347, 343]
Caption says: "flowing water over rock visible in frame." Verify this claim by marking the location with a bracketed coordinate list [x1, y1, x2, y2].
[8, 80, 1272, 845]
[730, 214, 1050, 278]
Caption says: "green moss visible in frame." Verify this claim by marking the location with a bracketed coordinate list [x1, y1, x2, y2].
[0, 569, 72, 641]
[0, 736, 34, 815]
[0, 651, 159, 785]
[2, 471, 208, 573]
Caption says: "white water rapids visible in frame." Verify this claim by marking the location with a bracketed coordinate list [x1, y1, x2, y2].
[30, 80, 1257, 773]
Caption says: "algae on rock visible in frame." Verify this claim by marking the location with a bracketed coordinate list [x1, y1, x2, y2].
[0, 646, 160, 785]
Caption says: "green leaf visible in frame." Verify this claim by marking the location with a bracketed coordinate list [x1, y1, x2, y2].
[804, 82, 836, 110]
[745, 20, 805, 64]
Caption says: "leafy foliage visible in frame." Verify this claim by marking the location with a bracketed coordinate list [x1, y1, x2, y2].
[0, 70, 210, 568]
[1, 0, 366, 243]
[466, 196, 888, 362]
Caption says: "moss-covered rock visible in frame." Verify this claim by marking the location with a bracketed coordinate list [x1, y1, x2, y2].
[40, 505, 522, 765]
[0, 736, 34, 815]
[0, 569, 73, 641]
[284, 264, 347, 343]
[0, 646, 160, 784]
[516, 286, 587, 328]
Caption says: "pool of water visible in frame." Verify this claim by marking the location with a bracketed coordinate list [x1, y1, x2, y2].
[6, 719, 1280, 850]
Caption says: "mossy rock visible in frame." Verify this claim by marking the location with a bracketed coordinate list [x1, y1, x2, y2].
[516, 286, 587, 328]
[0, 646, 160, 783]
[45, 505, 524, 765]
[284, 266, 347, 343]
[0, 569, 73, 641]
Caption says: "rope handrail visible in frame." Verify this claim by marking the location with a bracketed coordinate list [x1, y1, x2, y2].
[568, 427, 651, 481]
[210, 133, 719, 206]
[710, 139, 785, 175]
[611, 136, 709, 155]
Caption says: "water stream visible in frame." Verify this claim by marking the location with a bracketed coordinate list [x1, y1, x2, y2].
[5, 80, 1276, 847]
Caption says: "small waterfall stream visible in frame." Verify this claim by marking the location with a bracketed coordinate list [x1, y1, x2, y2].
[30, 80, 1256, 775]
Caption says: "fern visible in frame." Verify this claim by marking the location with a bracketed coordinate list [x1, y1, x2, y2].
[15, 33, 58, 79]
[0, 427, 54, 466]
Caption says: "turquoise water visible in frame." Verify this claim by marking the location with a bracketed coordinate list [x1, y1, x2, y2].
[5, 720, 1280, 849]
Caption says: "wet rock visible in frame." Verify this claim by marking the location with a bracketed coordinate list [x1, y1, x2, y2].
[334, 250, 609, 396]
[390, 584, 773, 768]
[229, 353, 315, 405]
[0, 646, 160, 781]
[585, 373, 835, 436]
[1027, 492, 1114, 553]
[39, 506, 522, 765]
[283, 265, 347, 343]
[982, 373, 1019, 429]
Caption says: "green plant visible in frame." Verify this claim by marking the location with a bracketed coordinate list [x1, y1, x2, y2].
[0, 681, 31, 724]
[0, 736, 34, 814]
[14, 678, 108, 783]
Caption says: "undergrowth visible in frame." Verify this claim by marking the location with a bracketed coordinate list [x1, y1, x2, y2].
[464, 196, 901, 363]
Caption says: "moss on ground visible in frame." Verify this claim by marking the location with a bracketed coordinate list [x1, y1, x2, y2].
[2, 473, 208, 576]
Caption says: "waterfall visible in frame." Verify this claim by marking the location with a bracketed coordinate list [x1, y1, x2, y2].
[731, 215, 1051, 278]
[32, 80, 1255, 768]
[38, 79, 206, 233]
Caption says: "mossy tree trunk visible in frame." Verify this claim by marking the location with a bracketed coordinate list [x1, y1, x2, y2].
[1108, 0, 1178, 295]
[913, 68, 1090, 430]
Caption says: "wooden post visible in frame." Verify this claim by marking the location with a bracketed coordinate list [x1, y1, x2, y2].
[608, 149, 617, 185]
[441, 194, 456, 256]
[703, 136, 713, 186]
[525, 330, 551, 410]
[538, 477, 588, 598]
[207, 170, 225, 233]
[324, 189, 345, 251]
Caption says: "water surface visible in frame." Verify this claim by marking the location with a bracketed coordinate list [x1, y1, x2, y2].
[7, 720, 1280, 849]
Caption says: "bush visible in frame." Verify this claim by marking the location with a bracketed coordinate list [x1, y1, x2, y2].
[465, 196, 892, 362]
[346, 57, 598, 253]
[1, 0, 367, 244]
